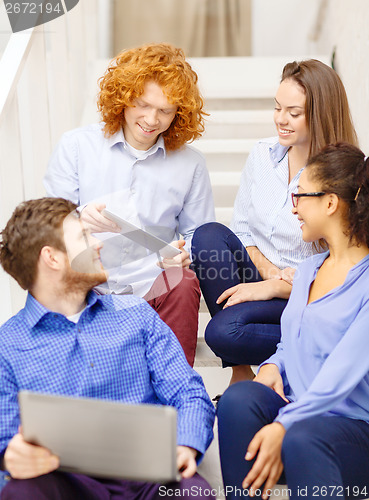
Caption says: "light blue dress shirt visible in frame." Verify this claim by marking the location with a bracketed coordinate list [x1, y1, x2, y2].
[231, 137, 314, 269]
[262, 252, 369, 430]
[0, 292, 215, 458]
[44, 124, 215, 296]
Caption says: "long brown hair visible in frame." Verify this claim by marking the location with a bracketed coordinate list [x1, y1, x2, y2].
[282, 60, 358, 157]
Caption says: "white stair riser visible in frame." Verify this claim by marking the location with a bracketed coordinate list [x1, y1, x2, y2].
[203, 122, 275, 139]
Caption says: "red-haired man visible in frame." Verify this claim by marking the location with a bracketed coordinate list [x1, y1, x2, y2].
[44, 43, 215, 366]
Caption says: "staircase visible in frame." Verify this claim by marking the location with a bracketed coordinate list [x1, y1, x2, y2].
[188, 56, 294, 396]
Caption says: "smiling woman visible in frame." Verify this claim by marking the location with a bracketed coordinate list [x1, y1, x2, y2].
[192, 59, 358, 386]
[218, 142, 369, 500]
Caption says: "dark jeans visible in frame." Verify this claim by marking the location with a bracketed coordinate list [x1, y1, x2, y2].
[192, 223, 286, 366]
[1, 471, 215, 500]
[218, 381, 369, 500]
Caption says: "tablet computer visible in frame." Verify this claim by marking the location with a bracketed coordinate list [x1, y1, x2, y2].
[102, 209, 181, 259]
[19, 391, 179, 483]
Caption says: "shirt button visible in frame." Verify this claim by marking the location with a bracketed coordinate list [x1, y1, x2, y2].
[131, 188, 136, 195]
[90, 362, 94, 368]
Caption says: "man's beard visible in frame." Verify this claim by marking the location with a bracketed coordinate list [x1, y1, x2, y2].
[61, 264, 107, 296]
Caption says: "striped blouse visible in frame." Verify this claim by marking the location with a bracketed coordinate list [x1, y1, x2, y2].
[231, 137, 315, 269]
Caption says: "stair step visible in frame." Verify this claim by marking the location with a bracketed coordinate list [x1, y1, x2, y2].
[204, 109, 275, 139]
[215, 207, 234, 226]
[209, 171, 241, 186]
[195, 138, 256, 155]
[204, 97, 275, 111]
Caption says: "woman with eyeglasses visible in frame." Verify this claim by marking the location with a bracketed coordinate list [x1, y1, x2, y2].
[218, 142, 369, 500]
[191, 59, 358, 386]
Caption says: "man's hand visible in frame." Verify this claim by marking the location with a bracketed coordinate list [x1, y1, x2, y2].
[254, 365, 288, 402]
[157, 240, 191, 269]
[217, 280, 280, 308]
[80, 203, 120, 233]
[177, 445, 198, 478]
[242, 423, 286, 499]
[4, 433, 59, 479]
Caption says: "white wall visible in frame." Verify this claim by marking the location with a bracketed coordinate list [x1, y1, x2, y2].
[251, 0, 369, 152]
[314, 0, 369, 151]
[251, 0, 322, 57]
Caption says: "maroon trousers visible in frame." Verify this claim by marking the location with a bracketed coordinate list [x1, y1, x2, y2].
[1, 471, 215, 500]
[145, 268, 201, 366]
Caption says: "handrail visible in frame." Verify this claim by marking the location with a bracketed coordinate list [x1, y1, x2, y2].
[0, 1, 98, 323]
[0, 27, 35, 120]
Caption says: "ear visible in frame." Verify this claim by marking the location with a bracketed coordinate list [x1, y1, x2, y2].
[39, 246, 65, 271]
[326, 193, 340, 216]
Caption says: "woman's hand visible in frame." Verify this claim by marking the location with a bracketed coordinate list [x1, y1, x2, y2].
[217, 280, 285, 308]
[279, 267, 296, 286]
[243, 423, 286, 499]
[254, 364, 288, 402]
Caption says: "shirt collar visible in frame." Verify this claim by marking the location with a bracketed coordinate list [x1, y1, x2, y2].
[269, 139, 289, 167]
[106, 127, 166, 158]
[23, 290, 103, 328]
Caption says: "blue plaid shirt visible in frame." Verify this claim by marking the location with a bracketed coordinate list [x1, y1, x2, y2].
[0, 292, 214, 459]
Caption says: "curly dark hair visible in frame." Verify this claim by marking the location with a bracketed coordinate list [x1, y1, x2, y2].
[306, 142, 369, 247]
[97, 42, 207, 151]
[0, 198, 77, 290]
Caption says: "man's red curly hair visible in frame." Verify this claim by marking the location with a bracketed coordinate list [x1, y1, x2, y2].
[97, 43, 207, 151]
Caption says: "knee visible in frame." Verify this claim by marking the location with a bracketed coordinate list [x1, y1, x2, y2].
[217, 380, 260, 419]
[204, 312, 237, 353]
[204, 316, 224, 352]
[192, 222, 228, 256]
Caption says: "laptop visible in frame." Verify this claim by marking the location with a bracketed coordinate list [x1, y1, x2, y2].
[19, 391, 180, 483]
[102, 209, 181, 259]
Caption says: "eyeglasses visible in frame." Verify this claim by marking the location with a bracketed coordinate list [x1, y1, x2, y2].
[291, 192, 326, 207]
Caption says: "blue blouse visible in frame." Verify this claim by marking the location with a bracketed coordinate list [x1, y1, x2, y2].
[262, 251, 369, 430]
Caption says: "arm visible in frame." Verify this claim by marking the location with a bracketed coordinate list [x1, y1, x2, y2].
[247, 246, 295, 282]
[159, 155, 215, 269]
[176, 155, 215, 251]
[44, 131, 80, 203]
[0, 354, 59, 478]
[276, 297, 369, 430]
[217, 279, 292, 308]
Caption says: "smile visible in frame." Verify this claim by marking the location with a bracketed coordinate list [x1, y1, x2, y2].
[138, 124, 156, 133]
[279, 128, 294, 135]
